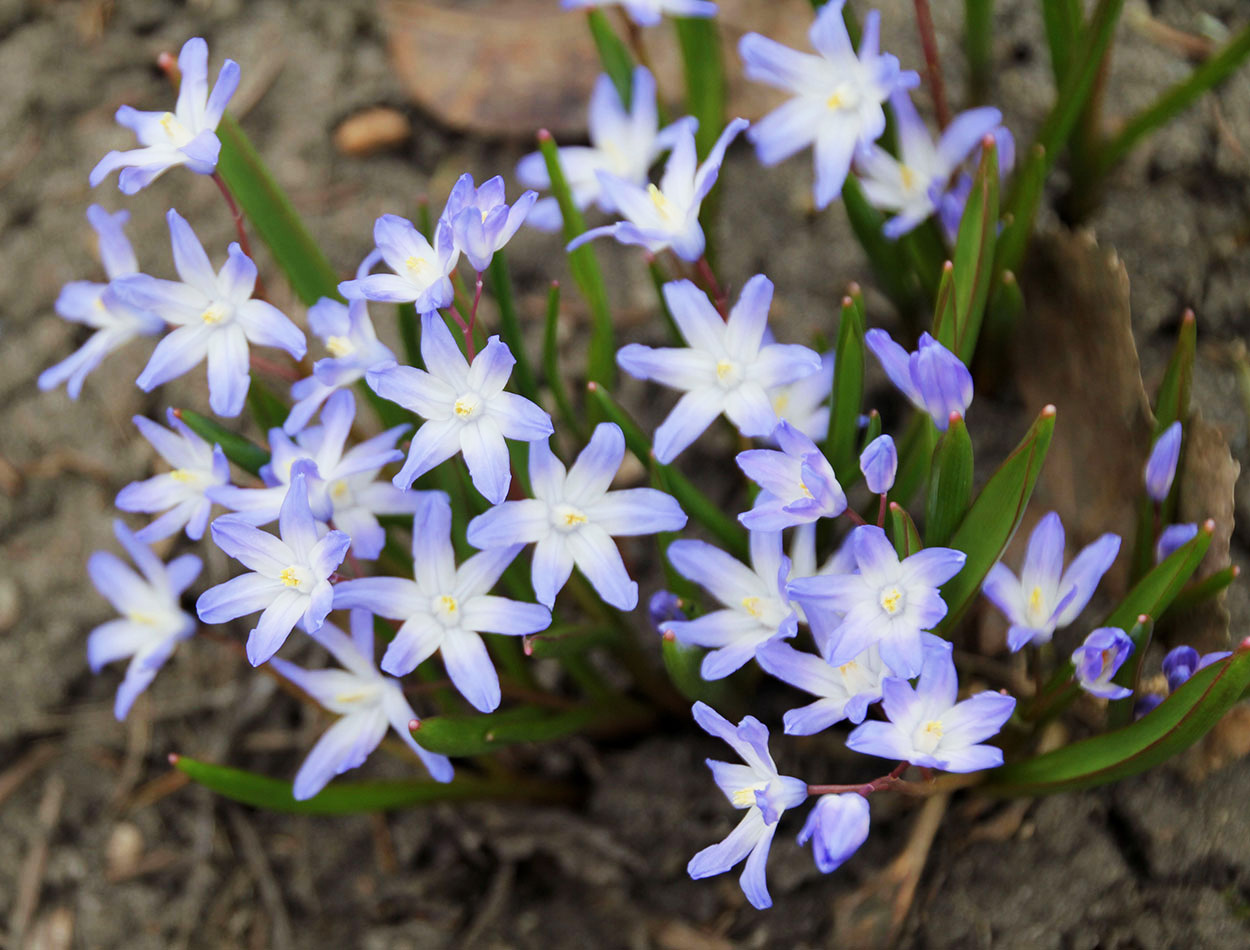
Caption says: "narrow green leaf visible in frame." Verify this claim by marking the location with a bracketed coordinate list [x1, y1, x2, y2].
[937, 405, 1055, 631]
[675, 17, 726, 161]
[216, 117, 340, 306]
[586, 10, 635, 106]
[525, 624, 618, 659]
[1040, 0, 1083, 89]
[661, 634, 733, 706]
[951, 139, 999, 363]
[930, 261, 958, 352]
[411, 702, 653, 757]
[1170, 564, 1239, 614]
[842, 176, 919, 313]
[965, 0, 993, 102]
[889, 412, 937, 507]
[541, 281, 583, 440]
[984, 270, 1024, 340]
[172, 755, 575, 812]
[860, 408, 882, 450]
[587, 382, 748, 560]
[176, 409, 269, 476]
[246, 382, 288, 432]
[397, 303, 421, 367]
[826, 295, 865, 485]
[538, 132, 616, 388]
[986, 645, 1250, 797]
[488, 251, 540, 403]
[888, 502, 924, 559]
[648, 259, 684, 344]
[925, 413, 974, 547]
[993, 143, 1047, 280]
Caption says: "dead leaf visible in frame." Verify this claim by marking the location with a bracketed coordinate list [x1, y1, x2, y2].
[380, 0, 813, 137]
[334, 106, 412, 156]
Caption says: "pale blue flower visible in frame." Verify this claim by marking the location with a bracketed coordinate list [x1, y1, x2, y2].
[935, 124, 1015, 241]
[756, 640, 887, 735]
[687, 702, 808, 910]
[859, 433, 897, 494]
[736, 420, 846, 531]
[567, 118, 748, 261]
[617, 275, 821, 463]
[333, 494, 551, 712]
[664, 530, 798, 679]
[197, 470, 351, 666]
[90, 37, 240, 192]
[767, 350, 834, 442]
[798, 793, 870, 874]
[847, 642, 1015, 772]
[562, 0, 717, 28]
[1155, 523, 1198, 563]
[116, 409, 230, 542]
[981, 512, 1121, 652]
[865, 330, 972, 431]
[738, 1, 918, 208]
[269, 610, 453, 798]
[366, 313, 553, 503]
[338, 214, 458, 312]
[1162, 645, 1230, 692]
[210, 391, 421, 560]
[38, 206, 164, 398]
[87, 520, 201, 720]
[285, 290, 397, 435]
[1145, 421, 1182, 503]
[855, 90, 1002, 238]
[112, 209, 306, 417]
[466, 423, 686, 610]
[787, 524, 965, 678]
[1071, 627, 1134, 700]
[440, 173, 537, 272]
[517, 68, 695, 230]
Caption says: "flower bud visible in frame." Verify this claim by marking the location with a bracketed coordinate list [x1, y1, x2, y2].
[648, 590, 686, 635]
[1071, 627, 1134, 700]
[797, 793, 871, 874]
[1154, 522, 1197, 563]
[1144, 422, 1182, 502]
[859, 434, 897, 494]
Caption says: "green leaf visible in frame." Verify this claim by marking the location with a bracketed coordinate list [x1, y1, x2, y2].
[930, 261, 958, 352]
[587, 382, 748, 560]
[216, 116, 340, 306]
[860, 408, 882, 450]
[951, 139, 999, 363]
[176, 409, 270, 476]
[965, 0, 994, 102]
[525, 624, 618, 659]
[888, 412, 937, 508]
[993, 143, 1046, 280]
[488, 251, 540, 404]
[986, 645, 1250, 797]
[586, 10, 635, 106]
[410, 702, 653, 757]
[825, 295, 865, 485]
[1040, 0, 1083, 89]
[925, 413, 974, 547]
[397, 303, 421, 366]
[537, 132, 615, 389]
[675, 17, 725, 162]
[937, 405, 1055, 631]
[1169, 564, 1239, 614]
[842, 176, 919, 314]
[246, 382, 288, 432]
[172, 755, 574, 813]
[888, 502, 924, 559]
[541, 280, 583, 440]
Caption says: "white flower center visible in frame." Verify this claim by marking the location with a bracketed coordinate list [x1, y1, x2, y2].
[551, 503, 588, 533]
[329, 478, 353, 507]
[878, 585, 906, 616]
[731, 782, 766, 808]
[771, 392, 790, 415]
[158, 111, 195, 146]
[825, 82, 862, 111]
[326, 335, 354, 358]
[200, 301, 234, 326]
[404, 255, 433, 283]
[434, 594, 459, 625]
[647, 183, 677, 222]
[169, 468, 202, 487]
[278, 565, 313, 592]
[453, 393, 481, 419]
[715, 359, 743, 388]
[913, 719, 945, 755]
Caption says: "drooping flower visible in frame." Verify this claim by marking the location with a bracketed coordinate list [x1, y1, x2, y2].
[854, 90, 1002, 238]
[798, 793, 870, 874]
[766, 350, 834, 442]
[664, 530, 798, 679]
[859, 433, 897, 495]
[38, 206, 164, 398]
[333, 493, 551, 712]
[197, 470, 351, 666]
[366, 312, 553, 503]
[112, 209, 306, 417]
[736, 420, 846, 531]
[738, 1, 918, 208]
[1162, 645, 1231, 692]
[285, 291, 397, 435]
[268, 610, 453, 798]
[87, 520, 202, 720]
[466, 423, 686, 610]
[617, 275, 821, 463]
[687, 702, 808, 910]
[210, 390, 421, 559]
[981, 511, 1121, 652]
[1071, 627, 1134, 700]
[338, 214, 458, 313]
[1145, 421, 1182, 503]
[1155, 522, 1198, 563]
[561, 0, 717, 28]
[90, 37, 240, 192]
[115, 409, 230, 542]
[756, 639, 888, 735]
[516, 67, 695, 231]
[847, 642, 1016, 772]
[788, 524, 965, 678]
[567, 118, 749, 261]
[865, 330, 972, 431]
[439, 173, 537, 272]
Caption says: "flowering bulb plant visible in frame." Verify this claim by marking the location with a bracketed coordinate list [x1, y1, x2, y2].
[45, 0, 1250, 920]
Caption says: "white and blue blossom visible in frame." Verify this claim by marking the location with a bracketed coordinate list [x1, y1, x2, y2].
[865, 329, 972, 431]
[440, 173, 536, 272]
[333, 494, 551, 712]
[366, 313, 553, 503]
[561, 0, 717, 28]
[756, 639, 888, 735]
[736, 420, 846, 531]
[617, 275, 821, 463]
[767, 349, 834, 442]
[338, 214, 458, 312]
[859, 433, 897, 495]
[688, 702, 807, 910]
[798, 793, 870, 874]
[1072, 627, 1134, 700]
[90, 37, 240, 192]
[269, 610, 453, 798]
[466, 423, 686, 610]
[87, 520, 202, 720]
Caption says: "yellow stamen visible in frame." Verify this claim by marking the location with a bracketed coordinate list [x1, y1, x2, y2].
[170, 469, 197, 484]
[326, 335, 353, 357]
[279, 566, 302, 588]
[200, 303, 228, 325]
[923, 720, 944, 739]
[405, 256, 431, 278]
[647, 183, 676, 220]
[880, 587, 903, 615]
[732, 787, 757, 807]
[563, 510, 587, 527]
[437, 595, 459, 615]
[741, 596, 763, 619]
[1028, 586, 1044, 614]
[838, 661, 859, 677]
[453, 397, 476, 418]
[899, 165, 918, 191]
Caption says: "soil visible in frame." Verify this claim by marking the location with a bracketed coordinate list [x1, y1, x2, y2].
[3, 0, 1250, 948]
